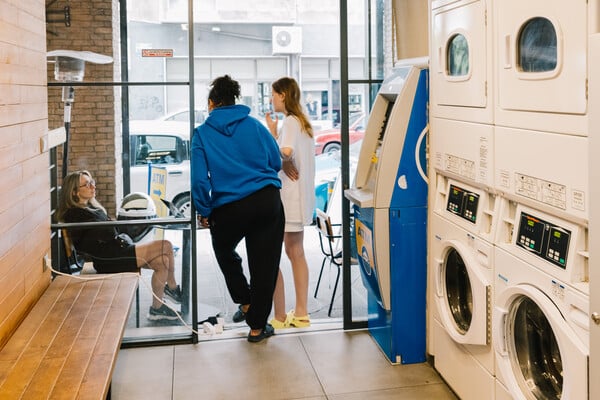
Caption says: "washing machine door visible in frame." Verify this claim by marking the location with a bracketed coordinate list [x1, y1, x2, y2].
[434, 239, 491, 345]
[493, 284, 588, 400]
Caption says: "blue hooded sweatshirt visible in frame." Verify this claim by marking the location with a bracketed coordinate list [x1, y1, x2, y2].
[191, 104, 282, 218]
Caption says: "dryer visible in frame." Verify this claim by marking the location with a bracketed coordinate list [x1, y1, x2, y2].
[494, 127, 589, 225]
[430, 0, 493, 124]
[430, 117, 494, 190]
[493, 199, 589, 400]
[493, 0, 600, 135]
[428, 177, 500, 400]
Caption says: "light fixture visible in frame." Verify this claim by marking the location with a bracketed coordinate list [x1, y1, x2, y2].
[47, 50, 113, 178]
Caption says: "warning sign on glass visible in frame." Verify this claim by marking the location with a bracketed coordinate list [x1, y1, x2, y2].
[142, 49, 173, 57]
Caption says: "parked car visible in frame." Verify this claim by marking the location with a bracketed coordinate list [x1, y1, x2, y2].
[160, 109, 206, 127]
[313, 138, 362, 216]
[310, 119, 334, 132]
[129, 120, 192, 217]
[314, 151, 341, 217]
[314, 113, 366, 155]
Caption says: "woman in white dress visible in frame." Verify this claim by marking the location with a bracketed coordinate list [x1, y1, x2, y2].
[265, 77, 315, 328]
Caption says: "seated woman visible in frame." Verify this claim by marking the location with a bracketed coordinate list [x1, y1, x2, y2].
[57, 170, 183, 321]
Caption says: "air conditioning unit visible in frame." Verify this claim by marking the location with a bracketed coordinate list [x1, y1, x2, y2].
[272, 26, 302, 54]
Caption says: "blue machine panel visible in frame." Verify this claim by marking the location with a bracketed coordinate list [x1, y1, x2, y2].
[390, 69, 429, 209]
[355, 206, 427, 364]
[347, 60, 428, 364]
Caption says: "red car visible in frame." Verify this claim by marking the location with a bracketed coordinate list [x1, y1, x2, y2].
[313, 113, 366, 154]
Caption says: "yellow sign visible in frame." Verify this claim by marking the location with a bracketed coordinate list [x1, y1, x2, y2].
[355, 219, 374, 273]
[149, 165, 167, 239]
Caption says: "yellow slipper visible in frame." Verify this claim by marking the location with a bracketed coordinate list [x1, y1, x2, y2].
[269, 318, 288, 329]
[287, 310, 310, 328]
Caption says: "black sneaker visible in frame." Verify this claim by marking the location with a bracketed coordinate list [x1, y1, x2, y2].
[148, 304, 180, 321]
[164, 284, 183, 304]
[232, 304, 247, 323]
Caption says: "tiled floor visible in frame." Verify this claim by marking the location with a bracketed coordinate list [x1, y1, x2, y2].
[114, 208, 456, 399]
[112, 329, 458, 400]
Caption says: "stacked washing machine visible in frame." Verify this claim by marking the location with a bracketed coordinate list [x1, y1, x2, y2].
[428, 1, 498, 399]
[430, 0, 598, 399]
[491, 1, 595, 399]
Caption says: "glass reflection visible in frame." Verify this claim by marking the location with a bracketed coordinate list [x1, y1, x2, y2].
[518, 17, 557, 72]
[447, 34, 469, 76]
[511, 297, 562, 399]
[445, 248, 473, 334]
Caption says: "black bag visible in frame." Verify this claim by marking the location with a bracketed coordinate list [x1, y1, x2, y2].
[114, 233, 134, 248]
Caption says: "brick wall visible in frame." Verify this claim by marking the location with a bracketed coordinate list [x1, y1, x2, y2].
[46, 0, 121, 215]
[0, 0, 52, 349]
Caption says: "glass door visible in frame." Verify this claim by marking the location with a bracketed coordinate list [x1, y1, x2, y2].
[48, 0, 398, 344]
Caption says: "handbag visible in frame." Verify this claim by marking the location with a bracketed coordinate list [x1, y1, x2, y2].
[114, 232, 134, 248]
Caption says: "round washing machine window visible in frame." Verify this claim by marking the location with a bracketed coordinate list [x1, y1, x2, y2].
[444, 248, 473, 334]
[509, 296, 562, 399]
[447, 34, 469, 77]
[518, 17, 557, 73]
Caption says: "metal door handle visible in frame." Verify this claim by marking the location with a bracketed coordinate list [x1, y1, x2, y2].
[592, 312, 600, 325]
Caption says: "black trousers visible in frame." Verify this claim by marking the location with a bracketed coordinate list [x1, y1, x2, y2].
[209, 185, 285, 330]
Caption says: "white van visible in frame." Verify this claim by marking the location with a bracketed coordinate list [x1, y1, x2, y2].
[129, 120, 192, 217]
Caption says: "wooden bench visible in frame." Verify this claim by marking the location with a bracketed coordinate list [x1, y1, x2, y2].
[0, 273, 138, 399]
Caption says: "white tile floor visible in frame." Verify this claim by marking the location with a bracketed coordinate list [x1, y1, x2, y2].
[112, 329, 458, 400]
[113, 217, 457, 399]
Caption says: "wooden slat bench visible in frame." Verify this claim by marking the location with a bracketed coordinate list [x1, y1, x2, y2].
[0, 273, 138, 399]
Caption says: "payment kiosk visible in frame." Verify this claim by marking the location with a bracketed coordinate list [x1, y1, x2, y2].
[345, 59, 428, 364]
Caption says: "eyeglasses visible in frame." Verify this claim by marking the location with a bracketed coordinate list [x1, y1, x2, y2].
[79, 179, 96, 188]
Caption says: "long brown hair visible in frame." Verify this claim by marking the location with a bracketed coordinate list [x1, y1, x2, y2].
[56, 170, 105, 222]
[272, 77, 313, 138]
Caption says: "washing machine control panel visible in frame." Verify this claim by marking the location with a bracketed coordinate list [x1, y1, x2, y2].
[446, 184, 479, 224]
[516, 212, 571, 269]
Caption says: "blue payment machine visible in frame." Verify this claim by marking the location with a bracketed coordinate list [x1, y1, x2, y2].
[345, 59, 428, 364]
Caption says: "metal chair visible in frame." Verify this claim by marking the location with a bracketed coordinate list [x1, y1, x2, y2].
[313, 208, 343, 316]
[60, 229, 85, 274]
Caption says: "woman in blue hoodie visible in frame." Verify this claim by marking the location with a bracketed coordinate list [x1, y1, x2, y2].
[191, 75, 285, 343]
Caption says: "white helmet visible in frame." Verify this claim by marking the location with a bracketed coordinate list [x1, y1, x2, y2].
[117, 192, 157, 242]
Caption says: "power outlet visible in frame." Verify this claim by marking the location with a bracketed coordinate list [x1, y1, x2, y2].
[43, 254, 50, 272]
